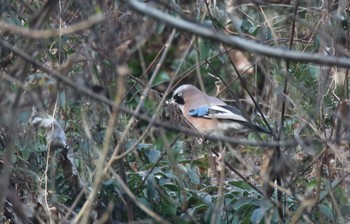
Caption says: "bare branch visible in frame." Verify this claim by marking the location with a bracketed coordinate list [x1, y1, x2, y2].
[126, 0, 350, 68]
[0, 39, 331, 148]
[0, 14, 105, 39]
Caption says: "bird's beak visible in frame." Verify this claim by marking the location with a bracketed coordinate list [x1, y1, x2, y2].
[165, 99, 175, 105]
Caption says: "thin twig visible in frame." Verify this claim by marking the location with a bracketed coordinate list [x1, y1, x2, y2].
[0, 14, 105, 39]
[0, 39, 338, 148]
[126, 0, 350, 68]
[110, 169, 171, 224]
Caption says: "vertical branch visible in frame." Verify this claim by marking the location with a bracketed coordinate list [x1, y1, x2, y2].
[114, 65, 134, 222]
[274, 0, 299, 220]
[76, 66, 126, 223]
[1, 1, 58, 216]
[0, 128, 16, 217]
[210, 142, 226, 224]
[315, 0, 334, 122]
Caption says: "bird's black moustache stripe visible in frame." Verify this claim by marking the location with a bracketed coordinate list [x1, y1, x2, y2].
[173, 95, 185, 105]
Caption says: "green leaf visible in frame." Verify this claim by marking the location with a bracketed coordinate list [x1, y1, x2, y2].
[139, 197, 152, 209]
[163, 183, 180, 191]
[17, 111, 31, 123]
[186, 166, 200, 185]
[228, 180, 253, 191]
[340, 205, 350, 217]
[232, 198, 253, 211]
[158, 178, 171, 186]
[188, 203, 208, 215]
[128, 173, 142, 188]
[202, 194, 212, 205]
[147, 149, 161, 163]
[204, 202, 215, 222]
[156, 22, 165, 34]
[265, 27, 273, 41]
[314, 35, 320, 51]
[103, 178, 117, 187]
[319, 204, 334, 221]
[308, 65, 319, 80]
[198, 37, 211, 60]
[146, 174, 157, 199]
[6, 17, 22, 26]
[250, 208, 266, 224]
[11, 154, 17, 164]
[152, 71, 170, 86]
[127, 140, 152, 151]
[59, 91, 66, 108]
[306, 178, 318, 192]
[160, 199, 177, 216]
[172, 140, 186, 153]
[248, 25, 258, 34]
[341, 14, 348, 30]
[241, 19, 253, 33]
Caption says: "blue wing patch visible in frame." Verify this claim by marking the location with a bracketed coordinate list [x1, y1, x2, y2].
[188, 106, 210, 117]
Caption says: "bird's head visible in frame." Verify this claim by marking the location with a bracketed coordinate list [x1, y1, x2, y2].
[172, 84, 201, 108]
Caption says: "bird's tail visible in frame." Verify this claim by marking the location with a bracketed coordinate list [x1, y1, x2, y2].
[243, 122, 273, 135]
[254, 124, 273, 135]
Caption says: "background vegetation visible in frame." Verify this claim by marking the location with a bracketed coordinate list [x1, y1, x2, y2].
[0, 0, 350, 223]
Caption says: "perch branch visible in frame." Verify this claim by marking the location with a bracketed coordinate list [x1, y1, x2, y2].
[126, 0, 350, 68]
[0, 14, 105, 39]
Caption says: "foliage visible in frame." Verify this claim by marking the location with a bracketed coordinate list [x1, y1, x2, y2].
[0, 0, 350, 223]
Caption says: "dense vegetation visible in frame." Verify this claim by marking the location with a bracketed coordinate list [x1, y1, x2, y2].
[1, 0, 350, 223]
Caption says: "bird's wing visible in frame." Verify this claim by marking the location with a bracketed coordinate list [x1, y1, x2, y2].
[188, 105, 247, 122]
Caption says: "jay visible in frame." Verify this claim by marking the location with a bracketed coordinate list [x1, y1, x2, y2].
[172, 84, 271, 136]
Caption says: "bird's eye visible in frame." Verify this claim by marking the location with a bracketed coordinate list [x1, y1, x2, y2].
[173, 91, 185, 105]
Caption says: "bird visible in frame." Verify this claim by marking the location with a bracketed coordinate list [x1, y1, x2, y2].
[172, 84, 271, 136]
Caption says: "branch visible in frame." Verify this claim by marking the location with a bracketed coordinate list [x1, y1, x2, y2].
[0, 14, 104, 39]
[126, 0, 350, 68]
[110, 169, 171, 224]
[0, 39, 329, 148]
